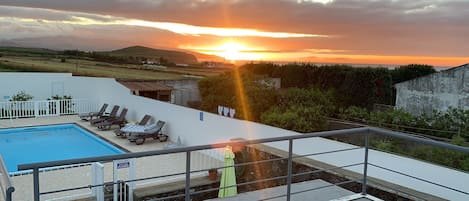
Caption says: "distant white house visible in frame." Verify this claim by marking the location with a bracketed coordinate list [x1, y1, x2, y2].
[201, 61, 235, 68]
[395, 63, 469, 115]
[141, 60, 160, 65]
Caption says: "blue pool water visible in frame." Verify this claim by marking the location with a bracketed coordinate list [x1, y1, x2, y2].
[0, 124, 124, 173]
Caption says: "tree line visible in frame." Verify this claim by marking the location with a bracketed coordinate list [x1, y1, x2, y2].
[62, 50, 176, 66]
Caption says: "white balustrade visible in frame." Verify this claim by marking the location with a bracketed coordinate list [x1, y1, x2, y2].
[0, 99, 96, 119]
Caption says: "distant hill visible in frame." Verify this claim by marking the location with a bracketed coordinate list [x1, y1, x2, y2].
[0, 40, 20, 47]
[182, 50, 225, 62]
[106, 46, 198, 64]
[0, 46, 58, 55]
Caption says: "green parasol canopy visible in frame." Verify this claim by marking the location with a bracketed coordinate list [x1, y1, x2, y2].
[218, 146, 238, 198]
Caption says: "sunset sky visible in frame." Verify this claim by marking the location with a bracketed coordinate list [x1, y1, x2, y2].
[0, 0, 468, 66]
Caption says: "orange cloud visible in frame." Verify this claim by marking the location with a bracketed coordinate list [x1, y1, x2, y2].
[301, 54, 468, 67]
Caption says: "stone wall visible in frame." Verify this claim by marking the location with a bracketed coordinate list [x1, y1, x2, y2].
[395, 64, 469, 115]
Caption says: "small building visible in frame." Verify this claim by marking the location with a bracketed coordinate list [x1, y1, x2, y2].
[395, 63, 469, 115]
[258, 77, 281, 89]
[201, 61, 235, 68]
[117, 79, 201, 107]
[118, 80, 174, 103]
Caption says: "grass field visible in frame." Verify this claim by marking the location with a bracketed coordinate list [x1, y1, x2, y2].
[0, 56, 228, 80]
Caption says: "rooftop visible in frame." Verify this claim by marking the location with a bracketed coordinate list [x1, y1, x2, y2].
[117, 80, 174, 91]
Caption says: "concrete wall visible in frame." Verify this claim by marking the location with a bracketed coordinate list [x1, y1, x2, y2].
[157, 80, 200, 106]
[395, 64, 469, 115]
[0, 73, 102, 101]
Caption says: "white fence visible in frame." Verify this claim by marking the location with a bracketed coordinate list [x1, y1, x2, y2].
[0, 99, 96, 119]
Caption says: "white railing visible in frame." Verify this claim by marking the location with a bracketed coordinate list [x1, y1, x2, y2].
[0, 155, 14, 201]
[0, 99, 96, 119]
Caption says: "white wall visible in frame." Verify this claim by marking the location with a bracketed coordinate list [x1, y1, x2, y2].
[395, 65, 469, 115]
[0, 73, 101, 101]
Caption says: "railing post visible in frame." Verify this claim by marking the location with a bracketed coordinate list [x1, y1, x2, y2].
[185, 151, 191, 201]
[55, 100, 61, 116]
[286, 139, 293, 201]
[34, 101, 39, 118]
[6, 186, 15, 201]
[362, 131, 369, 195]
[33, 167, 40, 201]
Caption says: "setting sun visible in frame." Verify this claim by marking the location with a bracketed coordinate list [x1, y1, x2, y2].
[210, 41, 265, 61]
[182, 41, 265, 61]
[218, 42, 249, 61]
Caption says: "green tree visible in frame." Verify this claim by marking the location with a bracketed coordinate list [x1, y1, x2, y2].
[199, 71, 279, 121]
[391, 64, 436, 84]
[261, 105, 327, 132]
[241, 63, 394, 108]
[260, 88, 335, 132]
[280, 87, 336, 114]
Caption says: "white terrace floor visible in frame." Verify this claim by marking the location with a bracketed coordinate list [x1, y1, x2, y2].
[0, 115, 222, 201]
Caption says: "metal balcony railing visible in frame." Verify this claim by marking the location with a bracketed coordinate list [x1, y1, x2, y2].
[0, 155, 14, 201]
[15, 127, 469, 201]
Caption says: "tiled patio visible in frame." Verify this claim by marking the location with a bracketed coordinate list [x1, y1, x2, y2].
[0, 115, 223, 201]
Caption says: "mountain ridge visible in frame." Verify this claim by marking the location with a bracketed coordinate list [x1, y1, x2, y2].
[104, 45, 197, 64]
[0, 37, 223, 63]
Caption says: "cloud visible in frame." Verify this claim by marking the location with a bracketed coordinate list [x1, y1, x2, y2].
[0, 0, 468, 60]
[0, 6, 327, 39]
[124, 20, 327, 38]
[404, 4, 437, 14]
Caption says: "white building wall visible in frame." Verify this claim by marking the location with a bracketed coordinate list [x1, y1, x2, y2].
[395, 64, 469, 115]
[0, 73, 102, 101]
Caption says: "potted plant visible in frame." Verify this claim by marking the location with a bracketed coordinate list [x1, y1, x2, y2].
[208, 168, 218, 180]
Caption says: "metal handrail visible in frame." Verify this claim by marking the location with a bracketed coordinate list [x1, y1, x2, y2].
[18, 127, 469, 171]
[19, 127, 369, 170]
[368, 163, 469, 196]
[0, 155, 14, 201]
[17, 127, 469, 201]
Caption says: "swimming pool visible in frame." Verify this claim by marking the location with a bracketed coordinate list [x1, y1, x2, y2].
[0, 124, 124, 173]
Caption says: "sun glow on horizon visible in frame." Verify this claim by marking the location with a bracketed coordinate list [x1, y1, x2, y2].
[182, 41, 266, 61]
[217, 42, 263, 61]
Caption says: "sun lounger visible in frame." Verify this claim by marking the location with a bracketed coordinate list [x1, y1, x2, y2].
[128, 120, 167, 145]
[114, 115, 152, 137]
[96, 108, 128, 130]
[90, 105, 119, 125]
[79, 103, 108, 121]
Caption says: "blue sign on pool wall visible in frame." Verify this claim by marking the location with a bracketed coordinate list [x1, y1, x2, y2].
[200, 112, 204, 121]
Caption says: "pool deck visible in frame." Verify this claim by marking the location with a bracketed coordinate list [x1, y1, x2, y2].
[0, 115, 222, 201]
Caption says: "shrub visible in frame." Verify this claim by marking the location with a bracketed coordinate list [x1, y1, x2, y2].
[261, 105, 327, 132]
[10, 91, 33, 101]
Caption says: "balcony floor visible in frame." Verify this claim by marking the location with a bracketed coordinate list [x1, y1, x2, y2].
[208, 179, 358, 201]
